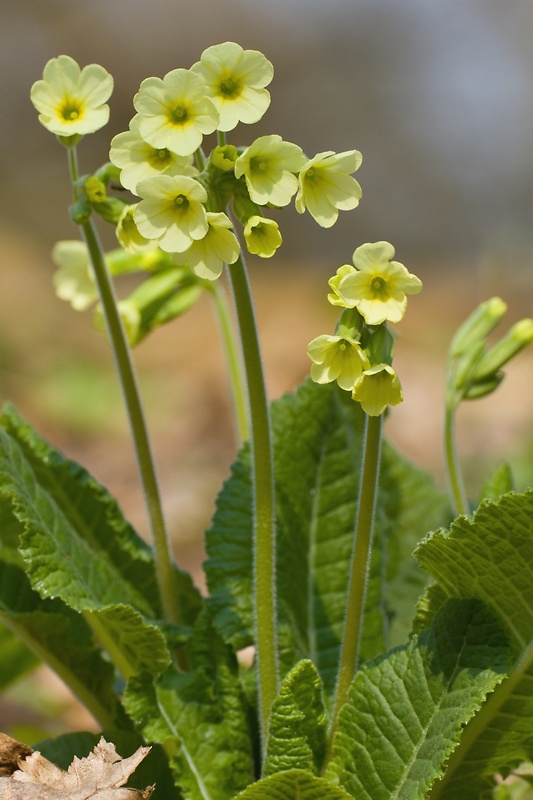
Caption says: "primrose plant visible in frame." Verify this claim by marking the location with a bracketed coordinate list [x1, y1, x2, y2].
[1, 41, 533, 800]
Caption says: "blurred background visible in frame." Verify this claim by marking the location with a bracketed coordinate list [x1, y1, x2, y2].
[0, 0, 532, 738]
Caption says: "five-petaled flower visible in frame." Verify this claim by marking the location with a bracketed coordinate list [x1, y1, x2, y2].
[191, 42, 274, 132]
[235, 135, 306, 207]
[243, 216, 282, 258]
[133, 69, 219, 157]
[110, 116, 198, 194]
[134, 174, 209, 253]
[174, 212, 240, 280]
[352, 363, 403, 416]
[307, 335, 369, 391]
[296, 150, 363, 228]
[30, 55, 113, 138]
[334, 241, 422, 325]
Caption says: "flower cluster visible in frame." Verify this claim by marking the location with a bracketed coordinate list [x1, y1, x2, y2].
[308, 242, 422, 416]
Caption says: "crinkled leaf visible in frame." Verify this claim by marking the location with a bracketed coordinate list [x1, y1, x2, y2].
[0, 406, 200, 677]
[264, 659, 327, 777]
[232, 769, 354, 800]
[205, 380, 448, 697]
[326, 599, 511, 800]
[415, 490, 533, 799]
[124, 612, 254, 800]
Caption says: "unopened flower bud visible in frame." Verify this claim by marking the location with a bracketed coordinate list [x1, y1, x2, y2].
[473, 318, 533, 382]
[450, 297, 507, 358]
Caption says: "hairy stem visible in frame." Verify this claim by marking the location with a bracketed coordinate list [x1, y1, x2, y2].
[67, 147, 183, 632]
[327, 413, 383, 759]
[226, 252, 278, 754]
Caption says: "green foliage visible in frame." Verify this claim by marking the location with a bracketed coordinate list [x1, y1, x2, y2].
[233, 769, 355, 800]
[325, 599, 511, 799]
[205, 380, 449, 696]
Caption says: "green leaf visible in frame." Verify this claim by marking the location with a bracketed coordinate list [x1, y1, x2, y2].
[264, 659, 327, 777]
[124, 612, 254, 800]
[205, 380, 448, 697]
[415, 490, 533, 799]
[0, 405, 201, 677]
[325, 599, 511, 800]
[232, 769, 354, 800]
[0, 621, 38, 688]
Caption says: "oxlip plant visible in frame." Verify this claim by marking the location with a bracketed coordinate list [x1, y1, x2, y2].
[0, 41, 533, 800]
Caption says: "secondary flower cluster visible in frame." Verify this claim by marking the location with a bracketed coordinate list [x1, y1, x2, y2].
[31, 44, 364, 289]
[308, 242, 422, 416]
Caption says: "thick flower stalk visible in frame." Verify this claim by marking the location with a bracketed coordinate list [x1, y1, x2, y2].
[30, 55, 113, 139]
[191, 41, 274, 132]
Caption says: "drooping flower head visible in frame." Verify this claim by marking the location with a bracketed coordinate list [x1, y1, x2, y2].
[110, 116, 197, 194]
[191, 42, 273, 132]
[174, 212, 240, 280]
[116, 205, 158, 253]
[335, 242, 422, 325]
[296, 150, 362, 228]
[243, 216, 282, 258]
[308, 335, 369, 391]
[235, 135, 306, 207]
[30, 55, 113, 138]
[133, 69, 219, 157]
[352, 363, 403, 416]
[52, 240, 98, 310]
[134, 174, 208, 253]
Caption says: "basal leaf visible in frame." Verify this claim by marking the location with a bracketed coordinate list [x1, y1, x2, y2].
[205, 380, 448, 698]
[415, 490, 533, 798]
[124, 611, 254, 800]
[326, 599, 511, 800]
[263, 659, 327, 777]
[232, 769, 354, 800]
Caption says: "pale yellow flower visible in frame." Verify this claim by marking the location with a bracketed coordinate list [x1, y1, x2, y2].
[243, 216, 282, 258]
[296, 150, 362, 227]
[174, 212, 240, 280]
[133, 69, 219, 157]
[116, 205, 158, 253]
[191, 42, 273, 132]
[235, 135, 306, 207]
[52, 240, 98, 310]
[308, 335, 369, 391]
[352, 363, 403, 416]
[337, 242, 422, 325]
[134, 175, 208, 253]
[109, 116, 197, 194]
[31, 55, 113, 137]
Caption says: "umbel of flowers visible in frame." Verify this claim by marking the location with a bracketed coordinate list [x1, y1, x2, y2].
[308, 241, 422, 416]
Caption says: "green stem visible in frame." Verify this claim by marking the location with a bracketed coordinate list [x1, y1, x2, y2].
[327, 413, 383, 759]
[67, 147, 182, 631]
[444, 403, 469, 517]
[209, 281, 249, 444]
[226, 252, 278, 753]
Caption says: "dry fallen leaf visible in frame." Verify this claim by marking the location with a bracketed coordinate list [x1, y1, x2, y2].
[0, 735, 33, 778]
[0, 736, 153, 800]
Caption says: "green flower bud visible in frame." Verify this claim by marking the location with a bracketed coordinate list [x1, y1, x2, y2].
[336, 307, 366, 341]
[365, 324, 395, 366]
[463, 374, 503, 400]
[84, 175, 107, 204]
[210, 144, 239, 172]
[472, 318, 533, 381]
[69, 197, 91, 225]
[449, 297, 507, 358]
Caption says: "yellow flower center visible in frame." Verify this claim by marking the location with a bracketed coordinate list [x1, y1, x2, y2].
[219, 76, 241, 99]
[170, 105, 189, 126]
[59, 100, 83, 122]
